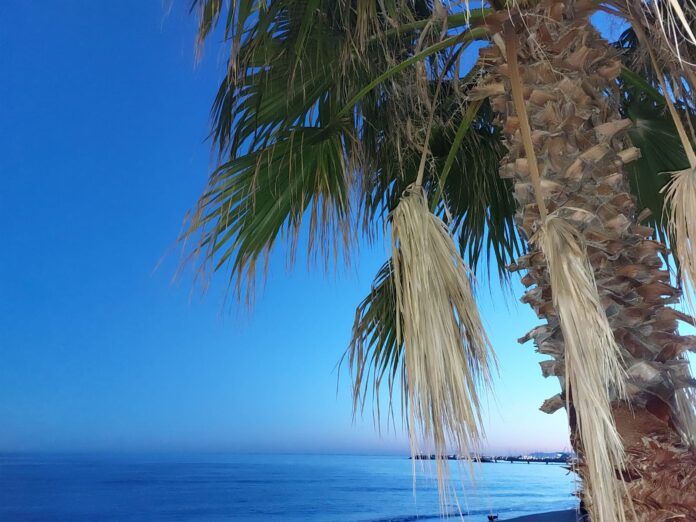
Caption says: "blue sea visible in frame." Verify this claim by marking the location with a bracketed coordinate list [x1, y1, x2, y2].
[0, 453, 578, 521]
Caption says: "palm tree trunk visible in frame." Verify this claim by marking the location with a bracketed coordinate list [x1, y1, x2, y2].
[476, 0, 696, 518]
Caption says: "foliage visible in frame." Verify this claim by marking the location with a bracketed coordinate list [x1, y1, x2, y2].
[185, 0, 696, 485]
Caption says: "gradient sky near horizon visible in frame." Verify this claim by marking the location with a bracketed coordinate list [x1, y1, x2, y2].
[0, 1, 648, 456]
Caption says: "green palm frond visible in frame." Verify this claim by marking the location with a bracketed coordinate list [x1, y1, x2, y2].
[185, 0, 503, 296]
[615, 28, 695, 242]
[344, 260, 401, 419]
[186, 1, 358, 297]
[182, 126, 353, 301]
[440, 100, 521, 279]
[203, 1, 347, 158]
[626, 102, 691, 241]
[359, 93, 521, 278]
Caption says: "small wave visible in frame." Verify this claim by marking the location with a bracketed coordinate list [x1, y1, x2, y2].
[361, 515, 445, 522]
[361, 509, 493, 522]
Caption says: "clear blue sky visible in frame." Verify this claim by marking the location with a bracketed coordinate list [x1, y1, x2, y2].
[0, 1, 575, 455]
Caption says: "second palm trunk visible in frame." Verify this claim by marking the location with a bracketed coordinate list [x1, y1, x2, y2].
[472, 0, 696, 519]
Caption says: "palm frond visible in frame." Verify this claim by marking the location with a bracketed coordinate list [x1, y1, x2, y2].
[359, 89, 521, 279]
[614, 27, 694, 242]
[185, 1, 498, 295]
[391, 185, 495, 509]
[203, 1, 348, 158]
[441, 101, 522, 279]
[190, 0, 259, 65]
[344, 260, 401, 420]
[624, 102, 691, 241]
[534, 215, 630, 522]
[181, 126, 353, 302]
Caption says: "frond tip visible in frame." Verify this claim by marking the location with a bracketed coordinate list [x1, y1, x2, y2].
[344, 260, 400, 420]
[391, 184, 495, 509]
[675, 374, 696, 447]
[663, 166, 696, 445]
[533, 214, 629, 522]
[180, 127, 352, 304]
[663, 166, 696, 318]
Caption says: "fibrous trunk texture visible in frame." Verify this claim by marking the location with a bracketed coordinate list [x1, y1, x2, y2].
[473, 1, 696, 519]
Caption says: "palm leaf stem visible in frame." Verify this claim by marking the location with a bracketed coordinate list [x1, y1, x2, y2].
[380, 9, 493, 40]
[334, 27, 489, 121]
[504, 23, 547, 219]
[430, 99, 483, 211]
[620, 66, 665, 105]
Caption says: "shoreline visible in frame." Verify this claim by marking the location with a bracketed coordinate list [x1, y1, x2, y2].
[504, 509, 578, 521]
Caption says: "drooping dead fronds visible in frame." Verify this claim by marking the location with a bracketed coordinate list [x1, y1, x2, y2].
[675, 377, 696, 447]
[630, 16, 696, 448]
[503, 23, 630, 520]
[642, 0, 696, 66]
[533, 215, 629, 522]
[663, 166, 696, 317]
[391, 184, 495, 509]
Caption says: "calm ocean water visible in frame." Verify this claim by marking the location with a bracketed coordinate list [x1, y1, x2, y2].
[0, 453, 577, 521]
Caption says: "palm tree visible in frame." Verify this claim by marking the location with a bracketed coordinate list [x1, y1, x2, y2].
[182, 0, 696, 520]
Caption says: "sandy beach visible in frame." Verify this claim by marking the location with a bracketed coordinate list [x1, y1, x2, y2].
[504, 509, 579, 521]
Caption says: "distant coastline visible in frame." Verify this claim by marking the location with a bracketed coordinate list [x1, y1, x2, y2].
[410, 451, 574, 464]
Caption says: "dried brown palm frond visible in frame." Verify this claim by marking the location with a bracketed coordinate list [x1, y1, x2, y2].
[662, 165, 696, 315]
[643, 0, 696, 66]
[391, 184, 495, 509]
[618, 0, 696, 119]
[533, 215, 630, 522]
[675, 377, 696, 447]
[619, 0, 696, 68]
[502, 27, 629, 520]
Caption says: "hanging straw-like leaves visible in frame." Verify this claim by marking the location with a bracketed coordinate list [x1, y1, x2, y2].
[627, 18, 696, 449]
[642, 0, 696, 66]
[391, 184, 495, 508]
[662, 167, 696, 448]
[674, 367, 696, 447]
[663, 166, 696, 315]
[503, 24, 630, 521]
[533, 215, 630, 522]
